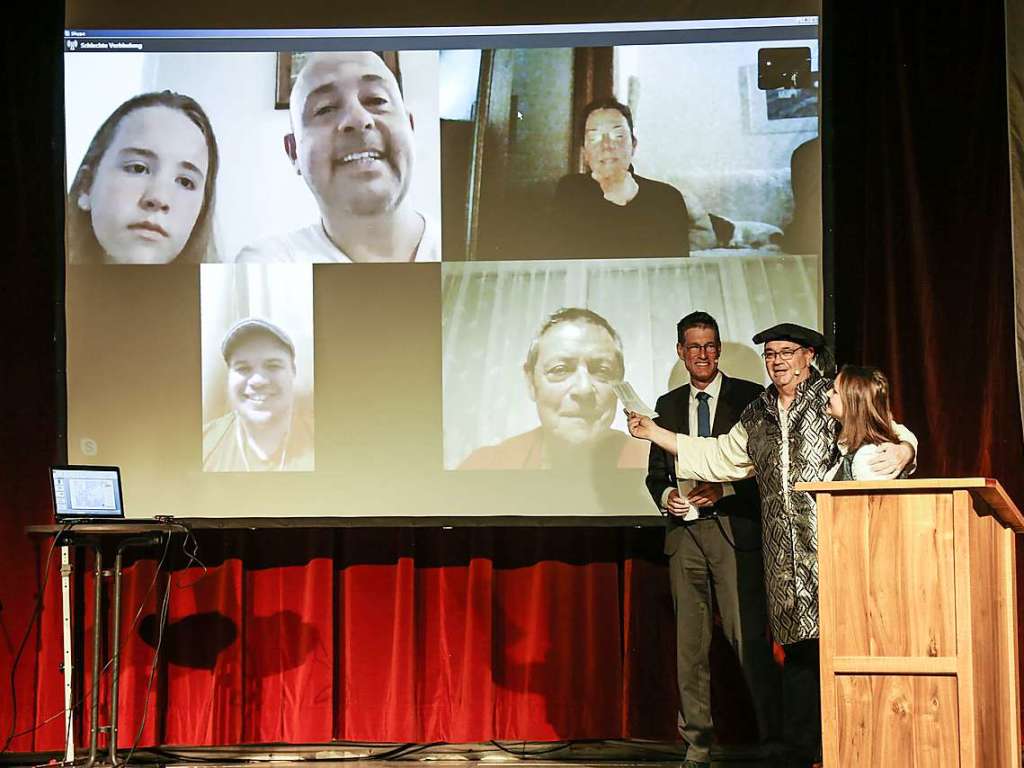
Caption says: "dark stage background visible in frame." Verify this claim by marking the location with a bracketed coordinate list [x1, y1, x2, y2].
[2, 0, 1023, 753]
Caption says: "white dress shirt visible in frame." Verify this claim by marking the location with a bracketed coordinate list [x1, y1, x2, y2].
[660, 372, 735, 510]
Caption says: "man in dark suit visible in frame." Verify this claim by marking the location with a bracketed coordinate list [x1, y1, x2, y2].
[646, 311, 778, 768]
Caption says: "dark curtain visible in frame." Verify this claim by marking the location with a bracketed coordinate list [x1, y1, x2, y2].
[0, 0, 66, 753]
[828, 0, 1024, 727]
[828, 2, 1024, 496]
[1008, 0, 1024, 455]
[3, 0, 1023, 753]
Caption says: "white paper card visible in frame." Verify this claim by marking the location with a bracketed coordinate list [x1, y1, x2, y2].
[613, 381, 658, 418]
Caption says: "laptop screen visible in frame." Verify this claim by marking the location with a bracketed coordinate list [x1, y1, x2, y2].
[51, 465, 125, 521]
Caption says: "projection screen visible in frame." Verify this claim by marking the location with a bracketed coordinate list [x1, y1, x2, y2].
[61, 15, 823, 519]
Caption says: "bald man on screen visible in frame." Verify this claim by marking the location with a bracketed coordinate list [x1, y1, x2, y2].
[237, 52, 439, 263]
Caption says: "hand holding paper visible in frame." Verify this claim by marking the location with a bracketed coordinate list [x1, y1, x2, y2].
[670, 482, 700, 521]
[612, 381, 658, 418]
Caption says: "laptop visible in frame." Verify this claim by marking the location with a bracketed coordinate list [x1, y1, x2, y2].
[50, 465, 126, 523]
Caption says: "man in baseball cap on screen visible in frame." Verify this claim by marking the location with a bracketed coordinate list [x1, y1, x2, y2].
[203, 317, 314, 472]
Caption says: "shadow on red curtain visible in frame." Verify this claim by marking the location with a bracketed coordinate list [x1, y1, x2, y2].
[8, 527, 770, 750]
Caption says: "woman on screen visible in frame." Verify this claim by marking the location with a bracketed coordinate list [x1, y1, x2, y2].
[67, 91, 219, 264]
[825, 365, 910, 481]
[548, 98, 689, 259]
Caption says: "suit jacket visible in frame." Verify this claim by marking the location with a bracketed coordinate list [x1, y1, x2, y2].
[645, 373, 763, 555]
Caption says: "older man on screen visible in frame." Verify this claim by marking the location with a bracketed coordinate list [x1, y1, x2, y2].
[237, 51, 439, 263]
[628, 323, 917, 768]
[459, 307, 647, 470]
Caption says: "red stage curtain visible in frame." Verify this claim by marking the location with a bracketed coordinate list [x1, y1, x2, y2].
[12, 528, 758, 749]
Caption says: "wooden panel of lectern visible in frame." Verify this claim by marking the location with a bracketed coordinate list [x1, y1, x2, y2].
[797, 478, 1023, 768]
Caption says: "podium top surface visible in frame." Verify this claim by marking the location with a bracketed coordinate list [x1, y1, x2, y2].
[795, 477, 1024, 533]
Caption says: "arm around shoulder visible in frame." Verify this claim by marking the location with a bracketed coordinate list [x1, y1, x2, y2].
[851, 444, 894, 480]
[892, 420, 918, 475]
[864, 421, 918, 479]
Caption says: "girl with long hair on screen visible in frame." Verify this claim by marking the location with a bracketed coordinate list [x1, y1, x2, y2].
[67, 91, 219, 264]
[825, 364, 910, 481]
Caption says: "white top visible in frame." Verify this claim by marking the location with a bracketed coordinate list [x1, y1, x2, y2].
[235, 214, 441, 264]
[823, 443, 893, 481]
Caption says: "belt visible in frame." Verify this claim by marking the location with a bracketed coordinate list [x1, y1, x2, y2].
[680, 508, 719, 524]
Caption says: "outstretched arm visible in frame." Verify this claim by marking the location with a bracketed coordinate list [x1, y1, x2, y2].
[628, 413, 755, 483]
[627, 413, 678, 455]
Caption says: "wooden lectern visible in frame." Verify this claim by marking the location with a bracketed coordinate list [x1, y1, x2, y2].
[797, 478, 1024, 767]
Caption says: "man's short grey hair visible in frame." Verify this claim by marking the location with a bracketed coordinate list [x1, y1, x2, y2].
[523, 307, 625, 378]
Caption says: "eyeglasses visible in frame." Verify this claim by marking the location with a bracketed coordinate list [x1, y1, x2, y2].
[584, 127, 631, 146]
[761, 346, 805, 362]
[683, 342, 720, 356]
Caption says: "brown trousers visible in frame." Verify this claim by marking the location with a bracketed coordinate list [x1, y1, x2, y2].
[667, 514, 780, 763]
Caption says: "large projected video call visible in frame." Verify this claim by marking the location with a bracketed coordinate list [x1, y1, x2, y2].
[63, 17, 822, 519]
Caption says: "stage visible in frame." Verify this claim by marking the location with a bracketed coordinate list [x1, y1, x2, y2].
[0, 742, 780, 768]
